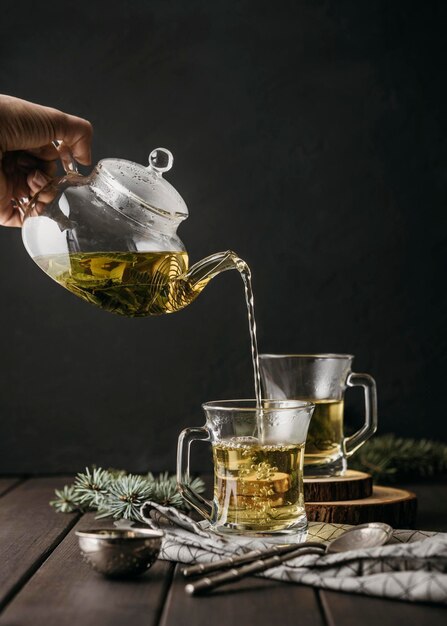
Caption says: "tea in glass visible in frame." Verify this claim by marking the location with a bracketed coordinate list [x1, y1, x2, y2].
[177, 399, 314, 536]
[303, 399, 344, 470]
[213, 438, 305, 532]
[259, 355, 377, 477]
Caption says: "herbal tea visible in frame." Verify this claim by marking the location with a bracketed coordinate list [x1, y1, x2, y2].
[303, 399, 344, 468]
[34, 251, 202, 317]
[213, 437, 305, 532]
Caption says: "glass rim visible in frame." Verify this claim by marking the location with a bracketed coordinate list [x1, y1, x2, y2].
[259, 353, 354, 360]
[202, 398, 314, 412]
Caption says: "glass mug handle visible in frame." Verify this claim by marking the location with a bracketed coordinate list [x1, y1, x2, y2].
[343, 373, 378, 457]
[177, 427, 213, 520]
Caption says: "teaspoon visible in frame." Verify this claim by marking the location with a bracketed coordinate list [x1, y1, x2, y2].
[185, 522, 393, 595]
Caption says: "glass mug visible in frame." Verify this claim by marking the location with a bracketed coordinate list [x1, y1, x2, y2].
[259, 354, 378, 477]
[177, 399, 314, 535]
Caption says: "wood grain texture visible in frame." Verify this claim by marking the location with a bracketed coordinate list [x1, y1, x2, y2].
[304, 471, 373, 502]
[0, 478, 22, 498]
[159, 563, 325, 626]
[0, 512, 175, 626]
[306, 486, 417, 526]
[320, 588, 447, 626]
[0, 477, 79, 610]
[0, 478, 445, 625]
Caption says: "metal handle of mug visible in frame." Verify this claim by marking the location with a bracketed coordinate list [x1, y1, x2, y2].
[343, 373, 378, 457]
[177, 426, 213, 520]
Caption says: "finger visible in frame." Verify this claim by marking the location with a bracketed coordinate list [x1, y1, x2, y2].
[0, 203, 23, 227]
[0, 96, 93, 165]
[13, 171, 30, 200]
[27, 169, 51, 195]
[52, 111, 93, 165]
[33, 187, 57, 204]
[27, 170, 57, 205]
[3, 155, 56, 207]
[27, 199, 47, 218]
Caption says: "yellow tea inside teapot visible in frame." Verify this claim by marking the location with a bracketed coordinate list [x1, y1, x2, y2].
[34, 251, 206, 317]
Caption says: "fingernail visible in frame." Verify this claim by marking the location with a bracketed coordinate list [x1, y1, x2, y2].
[32, 170, 49, 187]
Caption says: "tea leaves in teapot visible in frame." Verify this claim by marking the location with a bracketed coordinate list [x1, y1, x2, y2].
[34, 251, 198, 317]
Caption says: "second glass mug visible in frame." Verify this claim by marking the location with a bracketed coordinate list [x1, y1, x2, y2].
[259, 354, 378, 477]
[177, 399, 314, 535]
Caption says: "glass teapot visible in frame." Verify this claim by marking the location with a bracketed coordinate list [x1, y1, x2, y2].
[20, 145, 242, 317]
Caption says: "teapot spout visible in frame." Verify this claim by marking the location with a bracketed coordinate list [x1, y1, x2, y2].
[184, 251, 246, 294]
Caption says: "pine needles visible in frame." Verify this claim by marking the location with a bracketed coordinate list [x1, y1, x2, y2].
[350, 434, 447, 482]
[50, 435, 447, 522]
[50, 467, 205, 522]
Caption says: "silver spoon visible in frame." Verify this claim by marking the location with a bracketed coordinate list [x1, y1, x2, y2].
[182, 541, 326, 578]
[185, 522, 393, 595]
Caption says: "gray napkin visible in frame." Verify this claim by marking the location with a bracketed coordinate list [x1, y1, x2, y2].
[138, 501, 447, 604]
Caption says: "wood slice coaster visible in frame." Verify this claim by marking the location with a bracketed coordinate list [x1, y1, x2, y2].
[306, 485, 417, 527]
[304, 470, 373, 502]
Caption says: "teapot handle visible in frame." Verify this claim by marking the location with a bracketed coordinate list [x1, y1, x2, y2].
[12, 140, 79, 218]
[52, 140, 79, 175]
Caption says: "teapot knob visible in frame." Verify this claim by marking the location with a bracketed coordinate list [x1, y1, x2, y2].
[148, 148, 173, 174]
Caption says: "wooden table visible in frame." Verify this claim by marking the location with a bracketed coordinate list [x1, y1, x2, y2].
[0, 477, 446, 625]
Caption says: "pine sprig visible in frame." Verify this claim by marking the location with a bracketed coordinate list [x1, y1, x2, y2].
[73, 467, 112, 508]
[50, 467, 206, 522]
[50, 485, 80, 513]
[96, 474, 153, 522]
[147, 472, 204, 509]
[350, 434, 447, 482]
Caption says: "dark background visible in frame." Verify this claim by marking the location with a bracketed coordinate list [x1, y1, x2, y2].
[0, 0, 446, 474]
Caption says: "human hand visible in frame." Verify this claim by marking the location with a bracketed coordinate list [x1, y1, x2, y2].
[0, 95, 92, 227]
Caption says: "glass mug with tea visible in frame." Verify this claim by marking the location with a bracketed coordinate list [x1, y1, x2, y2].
[177, 399, 314, 535]
[259, 355, 378, 477]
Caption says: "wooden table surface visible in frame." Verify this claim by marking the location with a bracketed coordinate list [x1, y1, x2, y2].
[0, 477, 446, 625]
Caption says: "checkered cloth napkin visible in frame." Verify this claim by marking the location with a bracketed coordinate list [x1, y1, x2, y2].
[135, 501, 447, 604]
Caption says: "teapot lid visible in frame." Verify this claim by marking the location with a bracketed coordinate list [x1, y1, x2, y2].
[93, 148, 188, 222]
